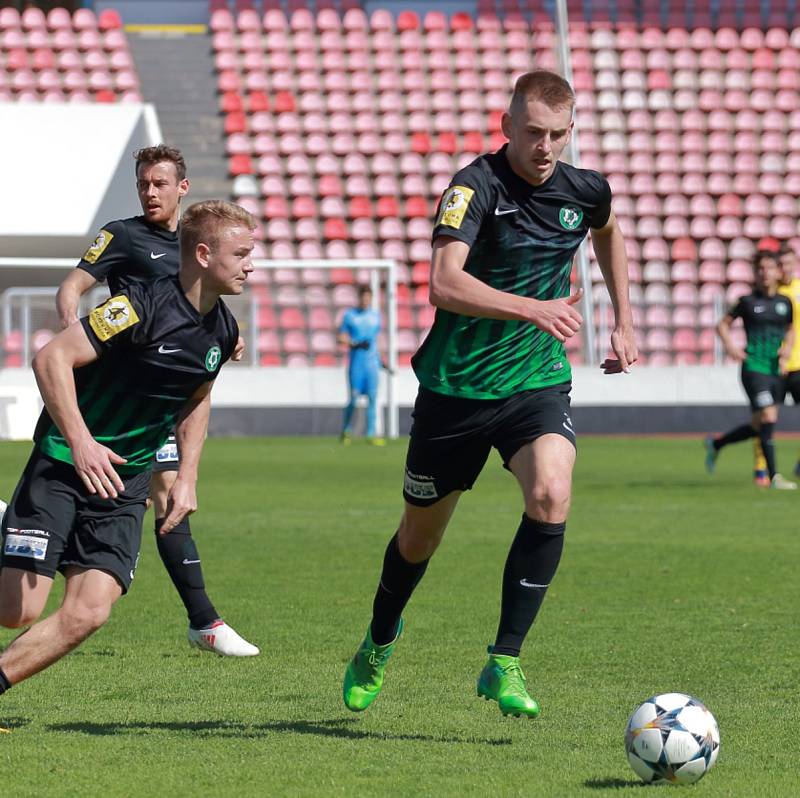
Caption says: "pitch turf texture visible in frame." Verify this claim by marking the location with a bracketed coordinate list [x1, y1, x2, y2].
[0, 437, 796, 797]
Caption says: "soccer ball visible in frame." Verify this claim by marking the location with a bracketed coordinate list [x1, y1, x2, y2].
[625, 693, 720, 785]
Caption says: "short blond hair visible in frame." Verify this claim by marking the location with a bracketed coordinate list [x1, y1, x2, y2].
[180, 200, 256, 255]
[510, 70, 575, 115]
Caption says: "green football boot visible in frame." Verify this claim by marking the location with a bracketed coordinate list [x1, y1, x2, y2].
[477, 648, 541, 718]
[342, 620, 403, 712]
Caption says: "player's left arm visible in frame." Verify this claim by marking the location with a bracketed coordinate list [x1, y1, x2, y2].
[590, 210, 638, 374]
[779, 304, 795, 375]
[158, 380, 214, 535]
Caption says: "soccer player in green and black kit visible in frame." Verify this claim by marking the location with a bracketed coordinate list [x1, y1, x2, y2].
[0, 201, 254, 696]
[705, 251, 796, 489]
[342, 71, 638, 718]
[55, 146, 258, 655]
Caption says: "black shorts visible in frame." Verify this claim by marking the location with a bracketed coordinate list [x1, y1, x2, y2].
[1, 449, 150, 593]
[403, 383, 575, 506]
[741, 369, 783, 412]
[152, 434, 179, 473]
[782, 370, 800, 405]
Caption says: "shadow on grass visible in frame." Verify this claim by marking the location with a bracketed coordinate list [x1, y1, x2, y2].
[584, 777, 646, 790]
[48, 717, 511, 746]
[0, 716, 31, 731]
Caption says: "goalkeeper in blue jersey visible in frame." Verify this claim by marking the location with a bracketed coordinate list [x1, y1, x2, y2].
[338, 286, 384, 446]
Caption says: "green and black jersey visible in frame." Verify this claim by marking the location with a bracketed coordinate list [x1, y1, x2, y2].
[412, 146, 613, 399]
[729, 291, 792, 375]
[34, 277, 239, 473]
[78, 216, 179, 294]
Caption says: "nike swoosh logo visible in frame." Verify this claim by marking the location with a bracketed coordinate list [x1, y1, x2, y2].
[182, 558, 200, 565]
[158, 345, 182, 354]
[495, 207, 519, 216]
[519, 579, 548, 588]
[150, 252, 166, 259]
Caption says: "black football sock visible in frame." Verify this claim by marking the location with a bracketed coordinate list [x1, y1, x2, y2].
[493, 515, 566, 657]
[0, 667, 11, 694]
[370, 533, 429, 646]
[758, 422, 777, 479]
[155, 518, 219, 630]
[714, 424, 756, 450]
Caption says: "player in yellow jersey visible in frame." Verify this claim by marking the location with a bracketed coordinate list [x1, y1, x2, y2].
[754, 243, 800, 482]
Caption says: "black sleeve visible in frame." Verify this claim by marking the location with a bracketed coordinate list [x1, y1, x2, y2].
[588, 175, 613, 230]
[79, 284, 153, 356]
[727, 298, 744, 320]
[786, 300, 793, 325]
[77, 220, 130, 284]
[431, 165, 493, 247]
[223, 315, 240, 364]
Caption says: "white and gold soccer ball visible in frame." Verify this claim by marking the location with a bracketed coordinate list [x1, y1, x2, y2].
[625, 693, 720, 785]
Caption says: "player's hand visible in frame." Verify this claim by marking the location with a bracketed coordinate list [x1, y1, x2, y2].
[232, 335, 245, 362]
[60, 315, 79, 330]
[725, 346, 746, 362]
[71, 437, 127, 499]
[530, 290, 583, 342]
[601, 325, 639, 374]
[158, 476, 197, 535]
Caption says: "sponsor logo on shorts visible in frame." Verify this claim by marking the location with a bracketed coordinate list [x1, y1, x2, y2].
[4, 532, 48, 561]
[155, 443, 179, 463]
[404, 469, 438, 500]
[755, 390, 774, 408]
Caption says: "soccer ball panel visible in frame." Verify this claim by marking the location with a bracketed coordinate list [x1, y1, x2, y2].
[627, 751, 660, 783]
[708, 744, 720, 769]
[677, 704, 712, 736]
[664, 729, 701, 763]
[628, 701, 658, 730]
[673, 758, 708, 784]
[632, 728, 664, 762]
[654, 692, 692, 711]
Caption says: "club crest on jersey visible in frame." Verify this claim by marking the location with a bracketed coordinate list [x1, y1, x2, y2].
[436, 185, 475, 229]
[559, 206, 584, 230]
[89, 296, 140, 341]
[205, 346, 221, 371]
[776, 302, 788, 315]
[82, 229, 114, 264]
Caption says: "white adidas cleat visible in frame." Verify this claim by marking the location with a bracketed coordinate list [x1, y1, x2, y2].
[188, 620, 260, 657]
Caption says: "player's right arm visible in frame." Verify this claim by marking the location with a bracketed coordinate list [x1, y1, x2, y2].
[429, 237, 583, 342]
[56, 268, 98, 329]
[58, 221, 129, 328]
[716, 308, 746, 362]
[31, 323, 127, 499]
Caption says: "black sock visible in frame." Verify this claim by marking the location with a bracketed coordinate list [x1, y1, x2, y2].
[155, 518, 219, 630]
[0, 667, 11, 693]
[714, 424, 756, 450]
[370, 533, 429, 646]
[493, 515, 566, 657]
[758, 423, 776, 478]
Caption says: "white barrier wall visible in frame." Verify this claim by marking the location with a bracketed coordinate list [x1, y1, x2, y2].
[0, 103, 161, 257]
[0, 365, 752, 441]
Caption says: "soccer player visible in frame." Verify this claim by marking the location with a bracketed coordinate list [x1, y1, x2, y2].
[705, 251, 796, 489]
[55, 146, 258, 656]
[337, 285, 384, 445]
[342, 70, 637, 718]
[0, 201, 254, 695]
[777, 243, 800, 477]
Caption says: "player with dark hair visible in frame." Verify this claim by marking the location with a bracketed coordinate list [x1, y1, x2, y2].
[705, 251, 796, 489]
[342, 69, 638, 717]
[0, 201, 254, 694]
[338, 285, 384, 445]
[54, 146, 258, 656]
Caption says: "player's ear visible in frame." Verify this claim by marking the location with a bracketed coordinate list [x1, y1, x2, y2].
[195, 242, 211, 269]
[178, 178, 189, 198]
[500, 111, 512, 139]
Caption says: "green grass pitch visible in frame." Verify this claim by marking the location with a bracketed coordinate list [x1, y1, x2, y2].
[0, 436, 797, 797]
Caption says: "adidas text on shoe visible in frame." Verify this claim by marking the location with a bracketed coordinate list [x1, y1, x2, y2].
[188, 620, 260, 656]
[342, 620, 402, 712]
[477, 649, 540, 718]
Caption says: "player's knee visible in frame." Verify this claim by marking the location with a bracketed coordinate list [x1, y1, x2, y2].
[527, 478, 572, 522]
[397, 513, 445, 561]
[0, 604, 39, 629]
[58, 601, 112, 642]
